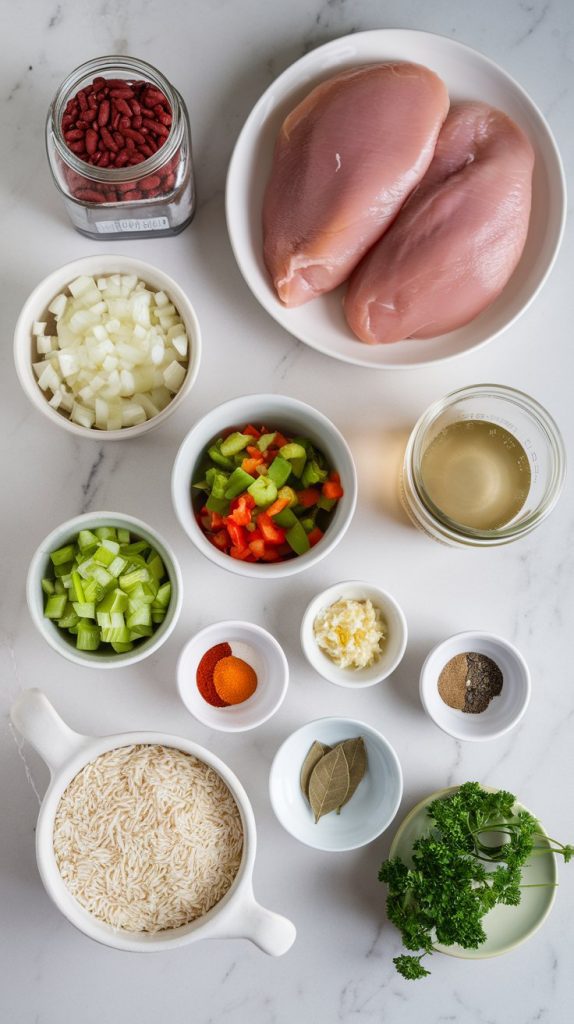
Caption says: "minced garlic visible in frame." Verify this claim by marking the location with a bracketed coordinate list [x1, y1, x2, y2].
[313, 598, 386, 670]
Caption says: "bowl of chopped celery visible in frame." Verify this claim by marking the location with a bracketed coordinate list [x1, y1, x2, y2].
[171, 394, 357, 578]
[27, 511, 183, 667]
[14, 255, 201, 438]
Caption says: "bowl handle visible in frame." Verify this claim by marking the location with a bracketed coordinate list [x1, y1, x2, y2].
[240, 896, 296, 956]
[10, 689, 87, 775]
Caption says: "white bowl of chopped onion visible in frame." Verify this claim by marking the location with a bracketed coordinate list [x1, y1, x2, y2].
[10, 689, 296, 954]
[301, 580, 408, 687]
[13, 255, 201, 438]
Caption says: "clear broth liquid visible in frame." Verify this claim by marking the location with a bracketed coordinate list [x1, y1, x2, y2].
[419, 419, 531, 531]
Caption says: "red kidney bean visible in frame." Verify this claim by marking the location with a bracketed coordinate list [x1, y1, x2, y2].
[77, 90, 88, 111]
[113, 131, 125, 147]
[140, 107, 154, 118]
[97, 100, 110, 126]
[130, 99, 141, 116]
[109, 87, 134, 98]
[115, 150, 129, 168]
[125, 137, 135, 151]
[65, 128, 84, 141]
[132, 115, 143, 129]
[119, 116, 131, 130]
[88, 92, 98, 108]
[93, 76, 106, 88]
[76, 188, 107, 203]
[140, 174, 161, 190]
[115, 98, 132, 117]
[123, 127, 146, 144]
[123, 190, 142, 200]
[100, 126, 118, 151]
[85, 129, 99, 155]
[68, 141, 87, 155]
[83, 107, 98, 122]
[142, 118, 169, 137]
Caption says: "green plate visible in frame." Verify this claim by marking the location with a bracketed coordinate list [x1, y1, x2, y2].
[388, 786, 557, 959]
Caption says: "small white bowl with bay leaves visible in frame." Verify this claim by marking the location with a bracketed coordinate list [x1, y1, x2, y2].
[269, 717, 403, 852]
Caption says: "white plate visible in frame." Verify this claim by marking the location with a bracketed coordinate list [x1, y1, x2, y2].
[226, 30, 566, 369]
[269, 717, 403, 851]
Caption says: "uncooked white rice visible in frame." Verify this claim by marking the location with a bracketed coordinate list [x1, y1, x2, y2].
[53, 744, 243, 933]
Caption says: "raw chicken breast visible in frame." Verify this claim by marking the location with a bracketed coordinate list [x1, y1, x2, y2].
[344, 102, 534, 344]
[262, 62, 449, 306]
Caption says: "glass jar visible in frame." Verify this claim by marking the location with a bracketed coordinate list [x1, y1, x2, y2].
[46, 56, 195, 239]
[401, 385, 566, 547]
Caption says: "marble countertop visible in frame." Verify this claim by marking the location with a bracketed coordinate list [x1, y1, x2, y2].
[1, 1, 573, 1021]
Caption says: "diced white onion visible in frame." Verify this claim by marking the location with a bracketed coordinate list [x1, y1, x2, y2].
[33, 275, 189, 431]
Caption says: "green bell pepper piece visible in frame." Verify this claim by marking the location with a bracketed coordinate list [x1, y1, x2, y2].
[247, 475, 278, 507]
[267, 456, 292, 488]
[208, 443, 235, 470]
[279, 442, 307, 462]
[273, 507, 298, 528]
[205, 494, 229, 514]
[301, 459, 328, 487]
[285, 520, 310, 555]
[257, 432, 276, 452]
[224, 467, 256, 499]
[220, 432, 251, 457]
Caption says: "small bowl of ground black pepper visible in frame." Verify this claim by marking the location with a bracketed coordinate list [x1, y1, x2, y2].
[420, 631, 531, 742]
[176, 620, 289, 732]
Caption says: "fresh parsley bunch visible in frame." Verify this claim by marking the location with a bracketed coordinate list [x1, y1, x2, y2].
[379, 782, 573, 980]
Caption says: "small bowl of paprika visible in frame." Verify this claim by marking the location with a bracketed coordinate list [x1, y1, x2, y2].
[177, 620, 289, 732]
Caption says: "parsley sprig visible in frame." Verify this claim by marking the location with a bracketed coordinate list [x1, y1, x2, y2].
[379, 783, 573, 980]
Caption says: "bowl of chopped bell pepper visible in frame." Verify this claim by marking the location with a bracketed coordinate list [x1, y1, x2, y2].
[171, 394, 357, 577]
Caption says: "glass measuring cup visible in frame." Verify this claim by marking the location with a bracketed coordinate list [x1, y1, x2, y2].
[401, 384, 566, 546]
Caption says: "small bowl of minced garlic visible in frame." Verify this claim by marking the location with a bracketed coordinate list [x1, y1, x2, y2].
[301, 581, 407, 688]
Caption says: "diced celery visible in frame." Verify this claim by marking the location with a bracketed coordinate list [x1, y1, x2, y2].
[71, 571, 85, 603]
[76, 621, 101, 651]
[54, 579, 65, 595]
[108, 555, 127, 578]
[128, 624, 153, 639]
[91, 566, 113, 588]
[151, 610, 166, 624]
[111, 641, 133, 653]
[93, 545, 115, 567]
[154, 582, 171, 608]
[72, 602, 96, 618]
[119, 540, 149, 556]
[127, 605, 151, 629]
[119, 567, 150, 592]
[57, 605, 80, 629]
[50, 544, 75, 566]
[101, 626, 131, 644]
[117, 528, 131, 545]
[95, 527, 118, 542]
[54, 561, 73, 578]
[96, 611, 111, 629]
[219, 432, 251, 458]
[41, 578, 55, 596]
[146, 551, 165, 581]
[45, 594, 68, 619]
[83, 577, 104, 603]
[78, 529, 99, 551]
[77, 558, 95, 579]
[96, 588, 128, 614]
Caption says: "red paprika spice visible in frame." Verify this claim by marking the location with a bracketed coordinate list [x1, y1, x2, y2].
[196, 643, 232, 707]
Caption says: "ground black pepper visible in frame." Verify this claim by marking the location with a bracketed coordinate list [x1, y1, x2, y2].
[438, 652, 503, 714]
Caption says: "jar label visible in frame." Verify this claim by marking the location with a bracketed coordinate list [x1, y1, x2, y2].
[94, 217, 170, 233]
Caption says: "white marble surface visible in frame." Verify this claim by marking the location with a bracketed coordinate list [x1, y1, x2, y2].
[1, 1, 573, 1021]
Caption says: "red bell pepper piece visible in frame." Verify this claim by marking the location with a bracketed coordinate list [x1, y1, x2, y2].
[227, 495, 255, 526]
[296, 488, 320, 508]
[246, 445, 263, 460]
[322, 480, 344, 500]
[248, 537, 266, 560]
[209, 510, 225, 529]
[258, 513, 286, 546]
[241, 458, 261, 475]
[273, 432, 289, 448]
[243, 424, 261, 438]
[209, 529, 229, 551]
[307, 527, 324, 547]
[229, 545, 254, 561]
[260, 547, 281, 562]
[226, 521, 248, 549]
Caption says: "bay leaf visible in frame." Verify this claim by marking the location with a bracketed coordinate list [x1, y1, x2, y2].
[300, 740, 331, 800]
[308, 745, 350, 823]
[336, 737, 367, 812]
